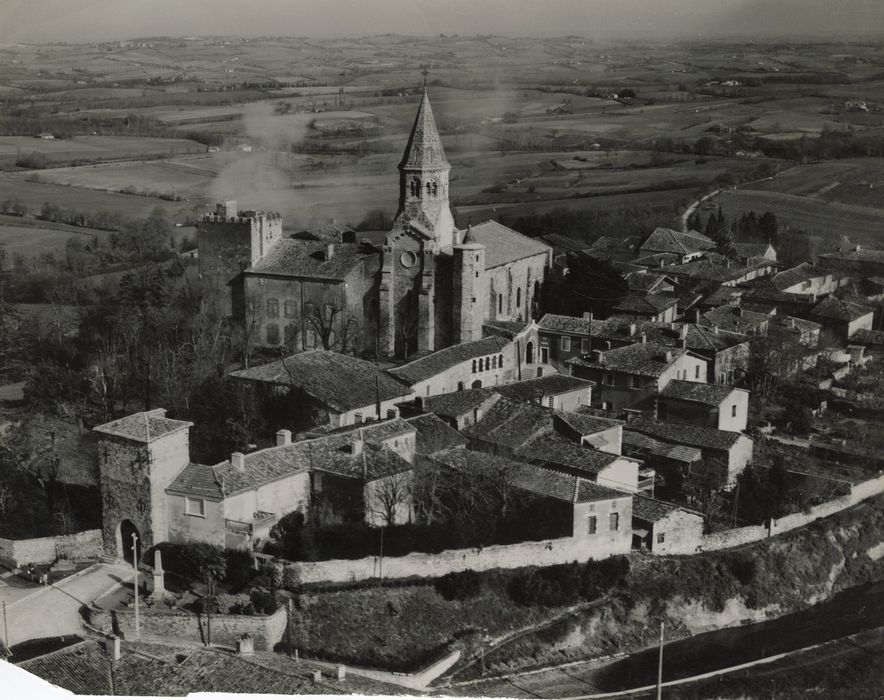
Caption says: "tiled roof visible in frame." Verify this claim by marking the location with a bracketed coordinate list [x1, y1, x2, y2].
[768, 315, 821, 333]
[406, 413, 467, 454]
[818, 248, 884, 264]
[461, 397, 552, 449]
[626, 273, 672, 294]
[769, 262, 832, 291]
[627, 417, 745, 451]
[622, 430, 702, 463]
[464, 219, 550, 269]
[701, 287, 744, 307]
[700, 305, 770, 333]
[94, 410, 191, 443]
[633, 494, 703, 522]
[659, 379, 742, 407]
[734, 242, 775, 258]
[633, 252, 683, 268]
[516, 432, 622, 477]
[482, 319, 533, 339]
[168, 418, 416, 498]
[553, 410, 622, 438]
[229, 350, 412, 413]
[664, 258, 752, 283]
[613, 293, 679, 316]
[247, 238, 369, 280]
[389, 335, 511, 385]
[538, 313, 599, 335]
[399, 88, 448, 170]
[18, 641, 114, 695]
[811, 296, 874, 322]
[640, 227, 715, 255]
[495, 375, 595, 402]
[422, 388, 500, 420]
[541, 233, 592, 253]
[588, 235, 641, 253]
[635, 321, 747, 352]
[566, 342, 688, 377]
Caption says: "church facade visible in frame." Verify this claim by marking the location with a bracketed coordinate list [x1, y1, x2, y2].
[197, 87, 551, 358]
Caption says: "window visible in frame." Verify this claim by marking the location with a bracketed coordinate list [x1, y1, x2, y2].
[516, 288, 522, 308]
[657, 532, 665, 544]
[498, 354, 503, 367]
[284, 324, 297, 345]
[324, 303, 334, 321]
[609, 512, 620, 531]
[304, 329, 317, 349]
[185, 496, 205, 517]
[560, 336, 571, 351]
[731, 404, 738, 418]
[472, 359, 477, 373]
[581, 338, 590, 354]
[631, 375, 641, 389]
[491, 356, 497, 369]
[695, 365, 701, 379]
[266, 298, 279, 317]
[498, 294, 503, 314]
[603, 373, 613, 386]
[547, 396, 555, 408]
[479, 358, 484, 372]
[587, 516, 597, 535]
[284, 300, 297, 318]
[266, 323, 280, 345]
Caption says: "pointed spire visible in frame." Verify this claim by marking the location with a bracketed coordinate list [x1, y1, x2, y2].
[399, 86, 448, 171]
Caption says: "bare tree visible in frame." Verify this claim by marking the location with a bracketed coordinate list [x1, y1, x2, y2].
[369, 471, 412, 526]
[305, 302, 357, 353]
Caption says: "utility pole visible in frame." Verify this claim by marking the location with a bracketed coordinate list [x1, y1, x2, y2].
[206, 574, 214, 647]
[131, 532, 140, 639]
[656, 621, 665, 700]
[378, 525, 384, 584]
[2, 600, 8, 650]
[286, 598, 294, 659]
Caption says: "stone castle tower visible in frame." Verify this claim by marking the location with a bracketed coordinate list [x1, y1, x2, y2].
[197, 201, 283, 318]
[94, 410, 192, 562]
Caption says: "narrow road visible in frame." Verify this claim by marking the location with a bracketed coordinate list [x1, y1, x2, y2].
[3, 563, 133, 647]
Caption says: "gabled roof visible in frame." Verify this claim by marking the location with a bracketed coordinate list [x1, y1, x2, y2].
[664, 257, 753, 283]
[406, 413, 468, 454]
[167, 418, 416, 499]
[769, 262, 832, 291]
[463, 219, 550, 269]
[626, 273, 673, 294]
[461, 397, 552, 449]
[495, 374, 595, 402]
[658, 379, 743, 407]
[640, 227, 715, 256]
[622, 430, 702, 464]
[389, 335, 510, 385]
[566, 342, 690, 378]
[818, 247, 884, 264]
[811, 296, 874, 322]
[627, 417, 746, 451]
[516, 432, 624, 478]
[638, 322, 748, 352]
[613, 293, 679, 316]
[734, 242, 775, 259]
[633, 494, 703, 522]
[94, 410, 191, 444]
[483, 319, 534, 339]
[229, 350, 412, 413]
[700, 305, 770, 333]
[399, 87, 448, 170]
[850, 328, 884, 346]
[247, 239, 369, 280]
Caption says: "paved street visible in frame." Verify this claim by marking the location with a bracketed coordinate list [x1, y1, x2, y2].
[2, 563, 133, 647]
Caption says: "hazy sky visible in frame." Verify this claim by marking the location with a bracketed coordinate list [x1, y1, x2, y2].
[1, 0, 882, 43]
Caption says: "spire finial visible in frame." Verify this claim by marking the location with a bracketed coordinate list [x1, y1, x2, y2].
[421, 65, 429, 89]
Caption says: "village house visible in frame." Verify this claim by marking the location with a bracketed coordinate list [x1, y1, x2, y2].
[95, 410, 418, 558]
[817, 245, 884, 278]
[662, 254, 774, 288]
[631, 495, 705, 554]
[656, 380, 750, 432]
[625, 417, 753, 489]
[734, 241, 777, 263]
[566, 342, 708, 412]
[621, 430, 702, 493]
[431, 449, 634, 555]
[810, 296, 875, 342]
[699, 305, 771, 336]
[227, 350, 413, 429]
[637, 227, 716, 262]
[611, 292, 679, 322]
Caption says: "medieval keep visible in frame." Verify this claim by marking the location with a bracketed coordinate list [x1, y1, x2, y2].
[197, 86, 551, 358]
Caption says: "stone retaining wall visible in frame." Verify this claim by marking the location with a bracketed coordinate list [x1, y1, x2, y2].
[0, 529, 103, 569]
[87, 605, 287, 651]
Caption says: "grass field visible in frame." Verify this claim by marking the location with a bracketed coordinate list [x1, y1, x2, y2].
[752, 157, 884, 210]
[0, 135, 207, 169]
[711, 188, 884, 246]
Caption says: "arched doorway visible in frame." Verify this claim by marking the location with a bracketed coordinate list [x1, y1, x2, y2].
[471, 379, 482, 389]
[118, 519, 141, 566]
[525, 340, 535, 365]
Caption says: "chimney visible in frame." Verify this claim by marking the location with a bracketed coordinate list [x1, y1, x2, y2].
[325, 243, 335, 260]
[105, 635, 122, 662]
[855, 244, 862, 252]
[658, 258, 665, 269]
[629, 322, 637, 336]
[582, 311, 593, 321]
[236, 634, 254, 657]
[336, 665, 347, 681]
[691, 308, 701, 323]
[276, 429, 292, 447]
[350, 439, 363, 456]
[679, 325, 688, 340]
[679, 338, 687, 349]
[313, 670, 323, 684]
[591, 349, 605, 364]
[664, 350, 673, 363]
[217, 200, 237, 218]
[640, 333, 647, 345]
[386, 407, 400, 419]
[231, 452, 246, 472]
[415, 396, 425, 411]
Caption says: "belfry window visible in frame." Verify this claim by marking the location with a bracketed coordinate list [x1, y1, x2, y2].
[426, 182, 432, 196]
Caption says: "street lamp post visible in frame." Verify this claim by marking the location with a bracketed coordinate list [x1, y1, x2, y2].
[131, 532, 140, 639]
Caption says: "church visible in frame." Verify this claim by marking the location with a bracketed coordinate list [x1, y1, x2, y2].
[197, 86, 551, 358]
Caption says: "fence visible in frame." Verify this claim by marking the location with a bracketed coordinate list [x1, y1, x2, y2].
[0, 529, 104, 569]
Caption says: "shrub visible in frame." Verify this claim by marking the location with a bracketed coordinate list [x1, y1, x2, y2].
[434, 569, 483, 601]
[224, 549, 255, 591]
[508, 558, 630, 607]
[214, 592, 253, 615]
[249, 587, 279, 614]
